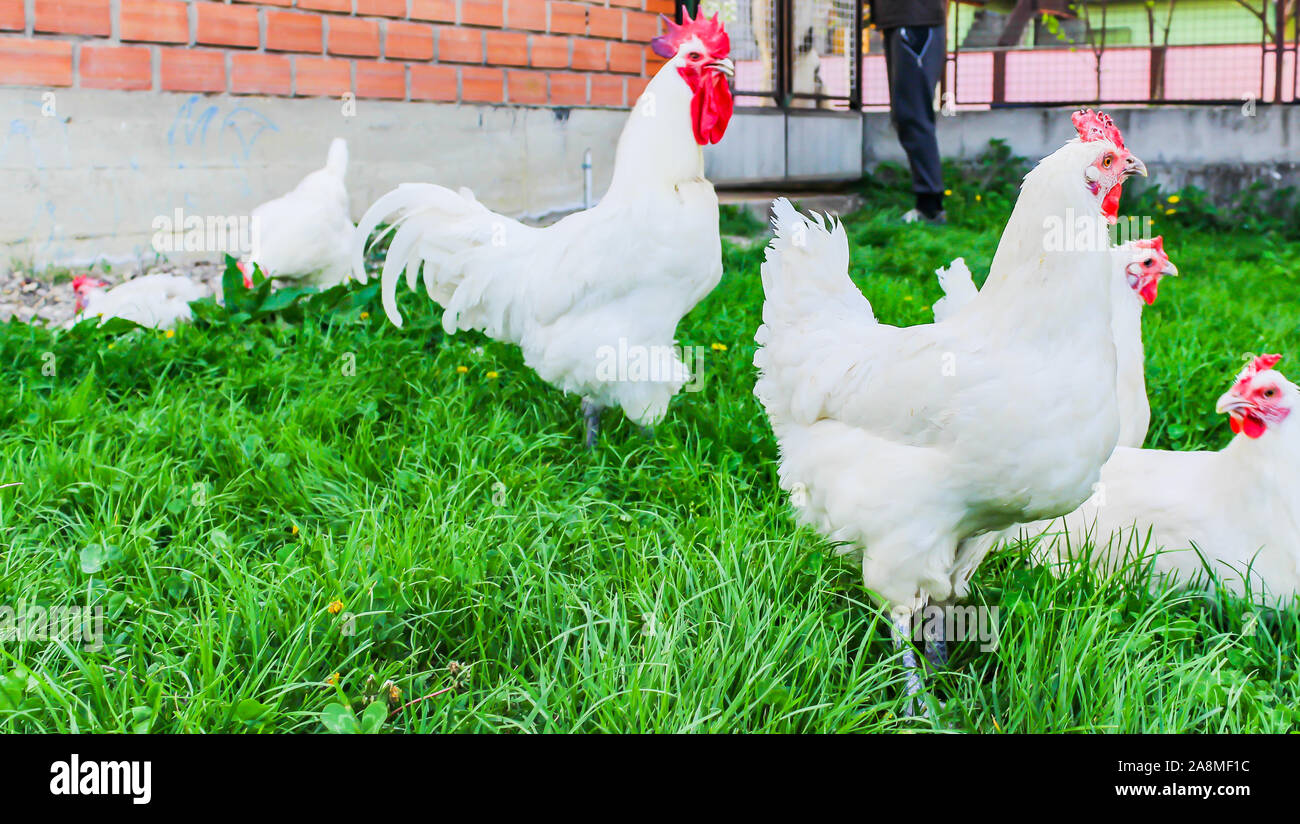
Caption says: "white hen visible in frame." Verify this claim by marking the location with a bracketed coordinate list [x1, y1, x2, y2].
[72, 274, 207, 329]
[753, 110, 1147, 705]
[353, 11, 735, 446]
[933, 237, 1178, 448]
[244, 137, 353, 288]
[1019, 355, 1300, 605]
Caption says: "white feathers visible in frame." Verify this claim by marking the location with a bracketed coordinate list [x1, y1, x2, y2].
[754, 138, 1123, 613]
[246, 137, 354, 288]
[1018, 371, 1300, 604]
[351, 58, 723, 428]
[75, 274, 208, 329]
[930, 257, 976, 323]
[932, 245, 1152, 448]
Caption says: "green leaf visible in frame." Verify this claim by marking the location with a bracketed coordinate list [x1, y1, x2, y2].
[129, 705, 154, 734]
[320, 702, 358, 734]
[80, 543, 107, 574]
[360, 700, 388, 734]
[234, 698, 273, 723]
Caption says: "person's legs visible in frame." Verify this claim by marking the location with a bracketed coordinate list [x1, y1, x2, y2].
[884, 25, 946, 219]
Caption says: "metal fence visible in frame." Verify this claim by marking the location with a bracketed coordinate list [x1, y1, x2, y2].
[689, 0, 1297, 108]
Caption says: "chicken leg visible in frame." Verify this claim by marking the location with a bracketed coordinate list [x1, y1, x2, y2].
[924, 611, 949, 669]
[891, 611, 926, 717]
[581, 399, 603, 449]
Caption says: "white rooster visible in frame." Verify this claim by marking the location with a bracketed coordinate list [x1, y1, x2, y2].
[1021, 355, 1300, 604]
[352, 10, 735, 447]
[243, 137, 354, 288]
[753, 110, 1146, 708]
[933, 236, 1178, 449]
[72, 273, 207, 329]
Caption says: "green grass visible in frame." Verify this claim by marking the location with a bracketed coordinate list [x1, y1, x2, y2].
[2, 168, 1299, 733]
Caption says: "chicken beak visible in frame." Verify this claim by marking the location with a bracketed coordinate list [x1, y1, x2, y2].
[709, 58, 735, 78]
[1125, 155, 1148, 179]
[1216, 391, 1249, 415]
[1161, 261, 1179, 278]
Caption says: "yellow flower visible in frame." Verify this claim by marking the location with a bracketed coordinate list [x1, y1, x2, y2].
[325, 672, 340, 687]
[388, 683, 402, 702]
[975, 194, 982, 202]
[920, 305, 929, 312]
[359, 311, 370, 320]
[903, 295, 913, 302]
[328, 599, 344, 615]
[1165, 208, 1176, 215]
[456, 365, 468, 374]
[1167, 195, 1180, 204]
[943, 189, 952, 196]
[291, 524, 299, 536]
[164, 329, 175, 339]
[711, 342, 727, 352]
[486, 370, 499, 379]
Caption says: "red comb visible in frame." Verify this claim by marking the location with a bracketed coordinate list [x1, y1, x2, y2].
[1234, 353, 1283, 393]
[650, 8, 730, 60]
[1133, 235, 1164, 254]
[1249, 354, 1283, 374]
[1072, 109, 1125, 149]
[72, 274, 92, 292]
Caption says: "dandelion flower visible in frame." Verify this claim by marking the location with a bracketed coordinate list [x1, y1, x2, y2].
[486, 370, 499, 379]
[328, 599, 344, 615]
[291, 524, 299, 536]
[1167, 195, 1180, 204]
[164, 329, 175, 339]
[943, 189, 952, 197]
[711, 342, 728, 352]
[388, 683, 401, 702]
[903, 295, 913, 302]
[360, 311, 370, 320]
[975, 194, 982, 202]
[456, 365, 468, 374]
[326, 672, 340, 687]
[1165, 208, 1176, 215]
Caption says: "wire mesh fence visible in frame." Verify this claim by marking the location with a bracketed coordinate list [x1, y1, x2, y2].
[696, 0, 861, 108]
[687, 0, 1297, 108]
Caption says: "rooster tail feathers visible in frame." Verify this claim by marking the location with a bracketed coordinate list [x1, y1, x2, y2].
[325, 138, 348, 179]
[352, 183, 502, 328]
[932, 257, 978, 323]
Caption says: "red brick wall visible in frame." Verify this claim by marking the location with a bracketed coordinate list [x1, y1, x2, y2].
[0, 0, 675, 105]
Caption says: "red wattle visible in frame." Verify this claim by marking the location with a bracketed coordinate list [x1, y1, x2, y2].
[1138, 279, 1159, 305]
[691, 71, 733, 145]
[1101, 181, 1123, 224]
[1242, 414, 1267, 439]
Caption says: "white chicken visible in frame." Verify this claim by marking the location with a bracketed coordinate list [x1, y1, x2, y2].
[753, 110, 1147, 707]
[352, 10, 735, 447]
[243, 137, 354, 288]
[72, 273, 207, 329]
[1020, 355, 1300, 605]
[933, 237, 1178, 448]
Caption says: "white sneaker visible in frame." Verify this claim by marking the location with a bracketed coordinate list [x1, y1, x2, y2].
[902, 209, 947, 226]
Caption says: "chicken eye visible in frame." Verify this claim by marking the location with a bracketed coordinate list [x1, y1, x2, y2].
[688, 51, 703, 61]
[1142, 258, 1154, 267]
[1102, 155, 1113, 168]
[1264, 388, 1277, 398]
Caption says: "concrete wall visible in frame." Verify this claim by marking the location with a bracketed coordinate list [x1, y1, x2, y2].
[6, 93, 1297, 272]
[1, 87, 626, 270]
[865, 105, 1300, 199]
